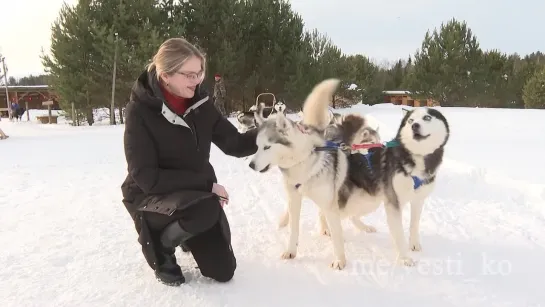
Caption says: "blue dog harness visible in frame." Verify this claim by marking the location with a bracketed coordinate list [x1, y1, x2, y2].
[294, 140, 429, 191]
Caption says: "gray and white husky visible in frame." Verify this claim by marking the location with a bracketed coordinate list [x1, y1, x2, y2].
[248, 79, 450, 268]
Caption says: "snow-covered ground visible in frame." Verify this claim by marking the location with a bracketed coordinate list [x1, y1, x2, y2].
[1, 104, 544, 307]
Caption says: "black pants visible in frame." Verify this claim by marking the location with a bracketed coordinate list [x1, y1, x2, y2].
[184, 221, 236, 282]
[141, 195, 236, 282]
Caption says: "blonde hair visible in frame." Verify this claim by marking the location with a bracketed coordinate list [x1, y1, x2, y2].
[148, 37, 206, 80]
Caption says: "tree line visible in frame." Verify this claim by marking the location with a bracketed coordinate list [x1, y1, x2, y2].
[12, 0, 545, 125]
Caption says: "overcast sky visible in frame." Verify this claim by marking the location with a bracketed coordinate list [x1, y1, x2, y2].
[1, 0, 543, 79]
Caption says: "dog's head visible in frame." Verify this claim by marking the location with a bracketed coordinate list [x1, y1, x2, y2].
[397, 107, 449, 156]
[274, 101, 286, 113]
[324, 113, 381, 145]
[248, 103, 323, 172]
[249, 79, 340, 172]
[354, 126, 381, 145]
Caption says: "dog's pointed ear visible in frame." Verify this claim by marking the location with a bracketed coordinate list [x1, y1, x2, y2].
[362, 129, 370, 139]
[402, 108, 410, 115]
[254, 103, 266, 126]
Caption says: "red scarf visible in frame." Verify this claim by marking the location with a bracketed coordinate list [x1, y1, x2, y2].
[159, 82, 190, 115]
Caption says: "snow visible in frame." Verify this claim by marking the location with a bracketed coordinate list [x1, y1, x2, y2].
[1, 104, 545, 307]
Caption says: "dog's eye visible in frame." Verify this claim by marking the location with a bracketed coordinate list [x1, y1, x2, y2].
[423, 115, 431, 121]
[408, 119, 413, 124]
[263, 145, 271, 150]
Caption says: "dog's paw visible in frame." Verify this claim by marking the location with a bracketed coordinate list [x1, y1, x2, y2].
[409, 241, 422, 252]
[281, 251, 297, 259]
[330, 258, 346, 270]
[398, 256, 417, 267]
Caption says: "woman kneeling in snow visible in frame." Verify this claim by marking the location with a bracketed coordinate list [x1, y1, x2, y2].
[121, 38, 257, 286]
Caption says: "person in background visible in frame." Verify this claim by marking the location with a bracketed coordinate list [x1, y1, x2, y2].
[121, 37, 258, 286]
[10, 102, 19, 121]
[213, 73, 227, 116]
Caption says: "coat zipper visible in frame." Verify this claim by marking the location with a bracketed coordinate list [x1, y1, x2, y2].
[185, 114, 200, 152]
[162, 99, 200, 152]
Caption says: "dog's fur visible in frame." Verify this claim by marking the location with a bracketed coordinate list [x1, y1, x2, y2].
[324, 113, 381, 152]
[298, 107, 342, 125]
[249, 79, 450, 268]
[236, 101, 287, 132]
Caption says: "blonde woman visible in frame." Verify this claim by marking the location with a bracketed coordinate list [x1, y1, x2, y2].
[121, 38, 257, 286]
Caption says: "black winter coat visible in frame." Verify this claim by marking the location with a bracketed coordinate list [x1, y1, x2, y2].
[121, 68, 258, 223]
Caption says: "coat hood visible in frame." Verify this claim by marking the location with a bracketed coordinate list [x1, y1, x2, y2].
[130, 67, 209, 111]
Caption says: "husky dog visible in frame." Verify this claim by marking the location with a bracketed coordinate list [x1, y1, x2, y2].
[278, 113, 383, 240]
[284, 106, 449, 266]
[274, 101, 287, 113]
[236, 101, 287, 132]
[249, 79, 354, 269]
[346, 106, 449, 266]
[249, 78, 450, 268]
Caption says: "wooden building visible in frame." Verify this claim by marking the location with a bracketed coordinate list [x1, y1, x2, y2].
[0, 85, 59, 118]
[383, 90, 439, 107]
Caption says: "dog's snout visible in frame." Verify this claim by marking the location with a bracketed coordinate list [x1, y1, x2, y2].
[249, 161, 255, 169]
[411, 122, 420, 131]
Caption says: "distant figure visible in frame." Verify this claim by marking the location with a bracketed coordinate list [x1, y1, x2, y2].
[10, 102, 19, 121]
[14, 106, 25, 121]
[213, 74, 227, 116]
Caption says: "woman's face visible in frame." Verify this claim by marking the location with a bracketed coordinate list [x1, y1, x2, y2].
[161, 56, 204, 98]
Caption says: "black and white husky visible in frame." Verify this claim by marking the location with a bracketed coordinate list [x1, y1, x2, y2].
[236, 101, 287, 132]
[248, 79, 450, 268]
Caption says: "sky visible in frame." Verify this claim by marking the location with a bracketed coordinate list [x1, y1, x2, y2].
[0, 0, 543, 80]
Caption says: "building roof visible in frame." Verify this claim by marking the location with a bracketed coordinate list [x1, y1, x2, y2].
[1, 85, 49, 91]
[382, 90, 411, 95]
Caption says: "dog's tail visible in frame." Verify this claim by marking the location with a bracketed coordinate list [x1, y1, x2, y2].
[301, 78, 340, 130]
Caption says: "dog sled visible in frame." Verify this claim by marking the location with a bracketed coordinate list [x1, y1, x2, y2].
[235, 92, 278, 133]
[255, 92, 277, 118]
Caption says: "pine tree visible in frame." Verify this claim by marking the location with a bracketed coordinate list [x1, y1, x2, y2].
[471, 50, 512, 107]
[41, 0, 103, 125]
[86, 0, 175, 123]
[522, 67, 545, 109]
[408, 18, 483, 106]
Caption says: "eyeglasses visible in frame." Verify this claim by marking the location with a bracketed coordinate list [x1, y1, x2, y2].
[176, 70, 204, 81]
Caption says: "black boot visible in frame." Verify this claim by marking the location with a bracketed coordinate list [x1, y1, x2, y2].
[154, 221, 195, 286]
[154, 247, 185, 286]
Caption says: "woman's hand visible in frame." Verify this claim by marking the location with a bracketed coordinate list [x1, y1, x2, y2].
[212, 183, 229, 207]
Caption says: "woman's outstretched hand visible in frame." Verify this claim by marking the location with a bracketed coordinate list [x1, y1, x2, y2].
[212, 183, 229, 207]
